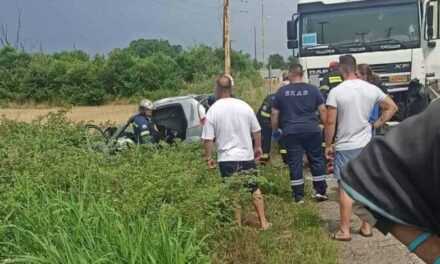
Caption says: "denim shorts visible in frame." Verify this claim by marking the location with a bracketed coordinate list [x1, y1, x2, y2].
[334, 148, 363, 180]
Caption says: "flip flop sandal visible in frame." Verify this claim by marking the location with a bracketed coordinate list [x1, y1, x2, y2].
[331, 230, 352, 242]
[359, 229, 373, 238]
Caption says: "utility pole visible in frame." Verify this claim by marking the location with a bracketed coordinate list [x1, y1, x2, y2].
[223, 0, 231, 75]
[254, 25, 257, 63]
[261, 0, 265, 65]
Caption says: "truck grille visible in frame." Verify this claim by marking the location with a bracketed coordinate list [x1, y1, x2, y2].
[369, 62, 412, 94]
[369, 62, 412, 74]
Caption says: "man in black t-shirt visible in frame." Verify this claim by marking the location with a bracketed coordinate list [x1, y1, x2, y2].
[272, 64, 328, 203]
[342, 100, 440, 263]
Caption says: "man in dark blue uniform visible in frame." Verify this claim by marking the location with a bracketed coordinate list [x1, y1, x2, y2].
[272, 64, 328, 203]
[257, 94, 276, 163]
[257, 94, 289, 164]
[129, 99, 157, 144]
[320, 61, 343, 101]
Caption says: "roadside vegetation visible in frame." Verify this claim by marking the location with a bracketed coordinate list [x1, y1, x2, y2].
[0, 113, 337, 263]
[0, 38, 337, 263]
[0, 39, 262, 106]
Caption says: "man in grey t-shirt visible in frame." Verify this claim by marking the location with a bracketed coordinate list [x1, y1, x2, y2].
[325, 55, 398, 241]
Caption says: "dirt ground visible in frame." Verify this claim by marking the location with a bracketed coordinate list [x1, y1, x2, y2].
[0, 104, 137, 124]
[316, 176, 424, 264]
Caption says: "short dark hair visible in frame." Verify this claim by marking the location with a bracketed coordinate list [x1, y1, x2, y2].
[339, 55, 357, 74]
[289, 63, 304, 77]
[216, 75, 233, 92]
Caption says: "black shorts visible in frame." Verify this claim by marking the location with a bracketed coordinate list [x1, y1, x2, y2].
[218, 160, 258, 193]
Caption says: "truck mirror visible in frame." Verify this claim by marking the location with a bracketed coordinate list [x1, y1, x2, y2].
[287, 40, 299, 49]
[427, 5, 434, 39]
[287, 20, 297, 41]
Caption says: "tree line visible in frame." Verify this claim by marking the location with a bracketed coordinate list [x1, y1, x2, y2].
[0, 39, 260, 105]
[267, 53, 298, 70]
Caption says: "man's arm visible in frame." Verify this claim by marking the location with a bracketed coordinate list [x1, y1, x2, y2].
[201, 114, 216, 169]
[249, 111, 263, 160]
[271, 108, 280, 131]
[373, 96, 398, 129]
[252, 131, 263, 160]
[318, 104, 327, 124]
[390, 225, 440, 264]
[325, 106, 337, 159]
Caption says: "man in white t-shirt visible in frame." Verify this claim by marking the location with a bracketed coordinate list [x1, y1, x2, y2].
[202, 74, 271, 230]
[325, 55, 398, 241]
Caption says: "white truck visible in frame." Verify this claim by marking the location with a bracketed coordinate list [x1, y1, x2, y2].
[287, 0, 440, 118]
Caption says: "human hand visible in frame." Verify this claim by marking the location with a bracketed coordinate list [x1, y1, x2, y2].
[254, 147, 263, 161]
[207, 158, 217, 169]
[272, 129, 283, 141]
[372, 121, 383, 129]
[325, 145, 335, 161]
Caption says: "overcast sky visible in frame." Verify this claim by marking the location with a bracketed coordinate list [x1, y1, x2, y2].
[0, 0, 297, 59]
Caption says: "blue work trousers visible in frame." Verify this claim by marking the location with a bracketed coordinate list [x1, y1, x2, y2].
[284, 132, 327, 201]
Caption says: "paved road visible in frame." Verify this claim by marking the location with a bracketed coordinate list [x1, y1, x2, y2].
[315, 176, 425, 264]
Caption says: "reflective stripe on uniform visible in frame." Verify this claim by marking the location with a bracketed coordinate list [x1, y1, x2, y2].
[260, 111, 271, 118]
[329, 76, 343, 84]
[140, 131, 150, 136]
[291, 179, 305, 186]
[312, 175, 326, 182]
[280, 149, 287, 154]
[262, 153, 270, 159]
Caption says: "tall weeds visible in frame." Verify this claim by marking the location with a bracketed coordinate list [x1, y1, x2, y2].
[0, 115, 337, 264]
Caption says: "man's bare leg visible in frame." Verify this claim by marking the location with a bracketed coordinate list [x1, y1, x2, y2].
[391, 224, 440, 264]
[338, 186, 353, 239]
[252, 188, 271, 230]
[360, 220, 373, 235]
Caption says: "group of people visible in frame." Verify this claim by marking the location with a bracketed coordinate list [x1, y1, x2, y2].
[201, 54, 440, 263]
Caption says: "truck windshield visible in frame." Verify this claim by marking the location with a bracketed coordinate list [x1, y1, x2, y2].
[300, 3, 420, 55]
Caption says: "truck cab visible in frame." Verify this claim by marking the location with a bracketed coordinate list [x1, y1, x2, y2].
[287, 0, 440, 119]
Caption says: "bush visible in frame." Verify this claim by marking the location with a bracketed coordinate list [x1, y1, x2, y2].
[125, 53, 183, 95]
[177, 46, 223, 82]
[0, 40, 262, 106]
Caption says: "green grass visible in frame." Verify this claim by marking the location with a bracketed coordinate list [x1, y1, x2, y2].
[1, 195, 207, 264]
[211, 164, 338, 264]
[0, 113, 337, 264]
